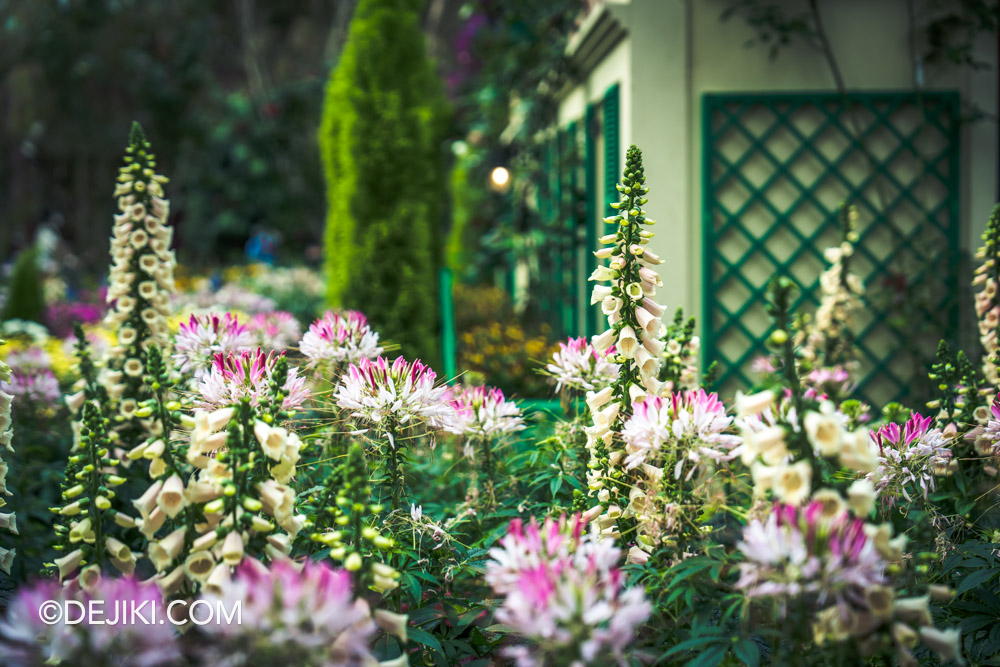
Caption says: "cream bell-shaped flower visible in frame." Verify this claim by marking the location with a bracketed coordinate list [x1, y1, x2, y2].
[740, 425, 787, 466]
[54, 548, 84, 580]
[184, 550, 216, 583]
[772, 461, 812, 505]
[221, 530, 245, 566]
[804, 403, 844, 457]
[257, 479, 295, 521]
[204, 562, 231, 596]
[592, 328, 616, 353]
[847, 478, 876, 516]
[254, 420, 288, 461]
[149, 527, 186, 572]
[810, 488, 847, 520]
[133, 479, 164, 520]
[156, 474, 187, 518]
[617, 326, 638, 358]
[838, 428, 878, 473]
[634, 346, 658, 379]
[139, 507, 167, 540]
[634, 307, 658, 337]
[735, 390, 775, 418]
[157, 565, 187, 596]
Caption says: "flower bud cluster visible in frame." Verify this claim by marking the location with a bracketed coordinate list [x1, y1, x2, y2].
[585, 145, 666, 499]
[102, 123, 176, 439]
[306, 442, 399, 594]
[0, 340, 18, 574]
[50, 331, 137, 585]
[974, 204, 1000, 386]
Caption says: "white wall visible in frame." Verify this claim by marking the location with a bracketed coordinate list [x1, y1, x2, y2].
[558, 0, 998, 335]
[688, 0, 997, 323]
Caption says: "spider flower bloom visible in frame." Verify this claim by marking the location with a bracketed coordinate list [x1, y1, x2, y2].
[0, 367, 61, 407]
[545, 337, 619, 394]
[736, 502, 886, 618]
[299, 311, 382, 365]
[199, 559, 377, 665]
[486, 514, 651, 666]
[247, 311, 301, 351]
[869, 413, 954, 504]
[621, 389, 740, 474]
[447, 386, 526, 439]
[334, 356, 450, 432]
[172, 312, 253, 378]
[198, 348, 308, 410]
[0, 576, 180, 667]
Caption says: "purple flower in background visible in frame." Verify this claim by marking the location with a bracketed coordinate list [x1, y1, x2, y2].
[199, 559, 377, 666]
[44, 301, 105, 338]
[299, 310, 382, 366]
[736, 502, 886, 614]
[486, 514, 651, 666]
[545, 336, 619, 394]
[247, 311, 301, 352]
[0, 576, 181, 667]
[0, 368, 60, 407]
[0, 348, 61, 409]
[334, 356, 450, 432]
[446, 385, 525, 442]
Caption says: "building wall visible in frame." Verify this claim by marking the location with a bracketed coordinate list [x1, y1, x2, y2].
[557, 0, 998, 342]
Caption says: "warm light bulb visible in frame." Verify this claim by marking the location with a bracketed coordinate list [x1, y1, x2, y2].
[490, 166, 510, 189]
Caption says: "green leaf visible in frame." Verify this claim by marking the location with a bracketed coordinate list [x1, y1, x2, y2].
[733, 639, 761, 666]
[660, 636, 728, 660]
[961, 614, 998, 634]
[686, 644, 728, 667]
[957, 568, 998, 595]
[409, 626, 444, 655]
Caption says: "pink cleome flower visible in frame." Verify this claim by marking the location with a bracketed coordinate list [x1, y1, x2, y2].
[736, 502, 886, 612]
[545, 336, 619, 394]
[199, 558, 376, 663]
[172, 312, 252, 378]
[446, 385, 526, 440]
[247, 311, 301, 351]
[486, 514, 650, 665]
[198, 347, 308, 410]
[299, 310, 382, 365]
[1, 368, 61, 406]
[335, 356, 451, 433]
[621, 389, 740, 475]
[0, 576, 180, 666]
[869, 412, 954, 504]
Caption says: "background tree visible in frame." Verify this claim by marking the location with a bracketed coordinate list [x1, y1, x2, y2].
[320, 0, 449, 366]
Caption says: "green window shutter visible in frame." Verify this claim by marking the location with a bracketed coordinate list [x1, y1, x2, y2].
[584, 104, 598, 337]
[562, 123, 578, 337]
[603, 84, 621, 219]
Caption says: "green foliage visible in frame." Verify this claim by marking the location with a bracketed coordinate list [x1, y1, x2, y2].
[928, 339, 985, 428]
[319, 0, 448, 365]
[1, 1, 334, 264]
[939, 540, 1000, 663]
[445, 149, 485, 277]
[1, 246, 43, 323]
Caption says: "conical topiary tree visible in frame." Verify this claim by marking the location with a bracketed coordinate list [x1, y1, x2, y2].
[319, 0, 448, 367]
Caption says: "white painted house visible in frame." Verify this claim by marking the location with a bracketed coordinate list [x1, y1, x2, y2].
[548, 0, 999, 404]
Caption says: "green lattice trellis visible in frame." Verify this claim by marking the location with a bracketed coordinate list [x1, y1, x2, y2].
[701, 91, 961, 407]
